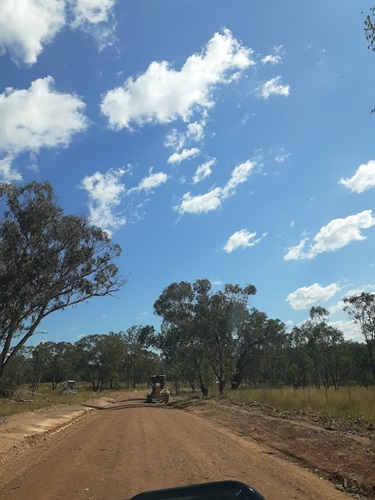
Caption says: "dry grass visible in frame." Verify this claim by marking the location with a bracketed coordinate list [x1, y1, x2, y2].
[0, 383, 120, 417]
[220, 385, 375, 424]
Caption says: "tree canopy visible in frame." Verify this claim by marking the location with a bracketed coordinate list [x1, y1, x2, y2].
[153, 279, 258, 395]
[344, 293, 375, 378]
[0, 181, 126, 379]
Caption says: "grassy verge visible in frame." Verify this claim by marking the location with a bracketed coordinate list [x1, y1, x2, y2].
[0, 383, 125, 417]
[215, 385, 375, 424]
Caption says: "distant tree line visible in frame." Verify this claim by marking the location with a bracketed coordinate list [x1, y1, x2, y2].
[0, 327, 161, 397]
[146, 280, 374, 396]
[1, 285, 373, 399]
[1, 182, 374, 398]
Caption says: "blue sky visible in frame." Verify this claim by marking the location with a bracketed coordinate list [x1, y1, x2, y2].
[1, 0, 374, 346]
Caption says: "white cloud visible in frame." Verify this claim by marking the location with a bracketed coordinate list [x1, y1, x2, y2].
[101, 28, 254, 129]
[165, 122, 206, 164]
[258, 76, 290, 99]
[0, 76, 87, 156]
[261, 54, 282, 65]
[345, 285, 375, 297]
[168, 147, 200, 164]
[175, 187, 222, 215]
[186, 121, 205, 142]
[210, 278, 224, 286]
[275, 150, 291, 163]
[287, 283, 340, 310]
[176, 158, 258, 215]
[0, 0, 117, 67]
[193, 158, 216, 184]
[222, 160, 257, 198]
[284, 238, 307, 260]
[0, 0, 65, 66]
[72, 0, 115, 25]
[80, 168, 126, 235]
[137, 171, 168, 191]
[284, 210, 375, 260]
[165, 129, 185, 152]
[329, 284, 375, 314]
[224, 229, 266, 253]
[71, 0, 117, 50]
[329, 320, 362, 342]
[0, 156, 22, 183]
[261, 45, 285, 65]
[339, 160, 375, 193]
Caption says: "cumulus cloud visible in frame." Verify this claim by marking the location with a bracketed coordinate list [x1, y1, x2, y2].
[261, 55, 281, 65]
[287, 283, 340, 310]
[0, 0, 65, 66]
[339, 160, 375, 193]
[0, 76, 87, 156]
[0, 156, 22, 183]
[329, 320, 362, 342]
[284, 210, 375, 260]
[70, 0, 117, 50]
[176, 187, 222, 215]
[258, 76, 290, 99]
[224, 229, 266, 253]
[210, 278, 224, 286]
[165, 129, 185, 152]
[186, 121, 205, 143]
[193, 158, 216, 184]
[101, 28, 254, 129]
[168, 148, 200, 164]
[328, 284, 375, 315]
[80, 168, 126, 235]
[261, 45, 285, 65]
[175, 158, 258, 215]
[137, 171, 168, 191]
[72, 0, 115, 25]
[222, 160, 257, 198]
[0, 0, 117, 66]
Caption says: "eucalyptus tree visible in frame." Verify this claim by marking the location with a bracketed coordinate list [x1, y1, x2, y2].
[364, 5, 375, 52]
[76, 333, 125, 391]
[0, 181, 126, 381]
[40, 341, 77, 389]
[153, 280, 209, 395]
[292, 307, 346, 389]
[120, 325, 158, 387]
[154, 279, 257, 395]
[344, 293, 375, 378]
[231, 309, 286, 389]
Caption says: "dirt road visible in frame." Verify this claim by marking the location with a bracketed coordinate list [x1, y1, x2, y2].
[0, 392, 355, 499]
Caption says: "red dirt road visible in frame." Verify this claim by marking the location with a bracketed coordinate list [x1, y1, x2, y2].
[0, 392, 350, 500]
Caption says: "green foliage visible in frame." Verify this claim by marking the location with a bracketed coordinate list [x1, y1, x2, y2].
[120, 326, 160, 388]
[364, 6, 375, 52]
[0, 181, 126, 379]
[363, 5, 375, 112]
[344, 293, 375, 378]
[153, 279, 257, 396]
[76, 333, 125, 391]
[0, 348, 29, 397]
[290, 307, 347, 389]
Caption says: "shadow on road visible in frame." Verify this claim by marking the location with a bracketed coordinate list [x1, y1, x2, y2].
[83, 396, 173, 411]
[82, 394, 207, 412]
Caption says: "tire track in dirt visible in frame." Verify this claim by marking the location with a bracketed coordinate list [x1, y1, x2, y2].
[0, 392, 350, 500]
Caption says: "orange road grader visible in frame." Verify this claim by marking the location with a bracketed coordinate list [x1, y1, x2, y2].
[146, 375, 170, 403]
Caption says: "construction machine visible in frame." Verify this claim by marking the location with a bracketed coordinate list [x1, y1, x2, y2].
[146, 375, 170, 403]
